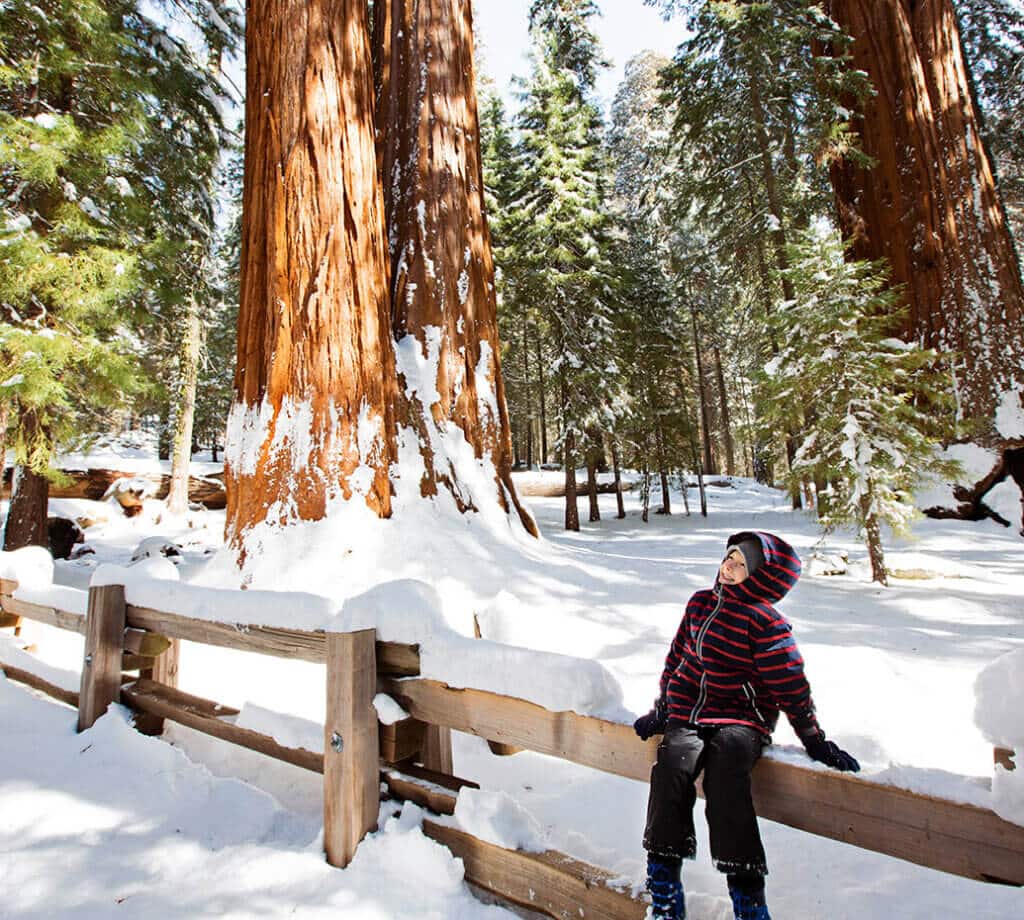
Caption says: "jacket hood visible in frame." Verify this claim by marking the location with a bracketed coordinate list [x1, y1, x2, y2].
[720, 531, 801, 605]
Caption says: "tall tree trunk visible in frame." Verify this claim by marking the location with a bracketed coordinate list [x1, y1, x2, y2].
[586, 455, 600, 522]
[748, 76, 797, 305]
[860, 484, 888, 586]
[226, 0, 397, 559]
[689, 306, 716, 476]
[167, 295, 203, 514]
[826, 0, 1024, 444]
[656, 424, 671, 515]
[522, 313, 533, 468]
[3, 409, 48, 552]
[536, 327, 548, 463]
[610, 437, 626, 520]
[373, 0, 536, 535]
[713, 344, 736, 476]
[640, 460, 651, 523]
[745, 92, 805, 507]
[564, 434, 579, 532]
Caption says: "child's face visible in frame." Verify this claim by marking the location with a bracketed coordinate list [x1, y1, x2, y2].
[719, 548, 750, 585]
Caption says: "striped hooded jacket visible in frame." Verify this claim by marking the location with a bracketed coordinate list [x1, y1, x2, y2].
[660, 531, 821, 740]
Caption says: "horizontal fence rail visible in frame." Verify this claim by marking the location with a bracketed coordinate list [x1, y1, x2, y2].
[2, 577, 1023, 893]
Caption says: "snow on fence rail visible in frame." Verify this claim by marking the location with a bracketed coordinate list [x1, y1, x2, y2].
[2, 576, 1023, 910]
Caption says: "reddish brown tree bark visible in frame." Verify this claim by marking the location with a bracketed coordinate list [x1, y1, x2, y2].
[225, 0, 398, 553]
[826, 0, 1024, 444]
[373, 0, 537, 536]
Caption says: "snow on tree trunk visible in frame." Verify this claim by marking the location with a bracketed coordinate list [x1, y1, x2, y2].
[860, 484, 889, 586]
[826, 0, 1024, 444]
[714, 345, 736, 476]
[167, 296, 202, 515]
[226, 0, 398, 557]
[373, 0, 537, 537]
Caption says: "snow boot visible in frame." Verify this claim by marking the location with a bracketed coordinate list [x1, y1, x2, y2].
[646, 854, 685, 920]
[727, 874, 770, 920]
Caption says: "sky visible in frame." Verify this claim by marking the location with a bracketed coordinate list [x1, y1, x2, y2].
[473, 0, 686, 112]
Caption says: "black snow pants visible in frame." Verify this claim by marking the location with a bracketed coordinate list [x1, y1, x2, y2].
[642, 723, 768, 875]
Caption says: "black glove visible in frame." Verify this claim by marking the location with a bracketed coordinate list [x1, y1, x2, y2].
[633, 696, 668, 740]
[803, 731, 860, 772]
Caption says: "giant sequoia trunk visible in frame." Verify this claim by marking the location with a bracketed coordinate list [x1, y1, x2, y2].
[226, 0, 398, 553]
[372, 0, 536, 535]
[825, 0, 1024, 444]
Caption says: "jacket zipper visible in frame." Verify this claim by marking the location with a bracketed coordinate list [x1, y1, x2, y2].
[689, 593, 724, 723]
[743, 682, 766, 726]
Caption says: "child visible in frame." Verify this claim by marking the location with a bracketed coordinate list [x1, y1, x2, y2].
[633, 531, 859, 920]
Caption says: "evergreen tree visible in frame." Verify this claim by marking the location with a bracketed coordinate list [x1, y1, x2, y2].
[194, 144, 243, 462]
[607, 51, 701, 510]
[480, 90, 543, 468]
[653, 0, 870, 503]
[0, 0, 234, 543]
[760, 226, 957, 585]
[957, 0, 1024, 244]
[516, 0, 619, 530]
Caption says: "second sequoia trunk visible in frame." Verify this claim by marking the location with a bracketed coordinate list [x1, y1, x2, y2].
[373, 0, 536, 535]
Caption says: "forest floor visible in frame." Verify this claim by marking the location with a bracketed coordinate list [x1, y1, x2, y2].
[1, 459, 1023, 919]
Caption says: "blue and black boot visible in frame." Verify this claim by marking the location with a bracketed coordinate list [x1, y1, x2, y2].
[727, 873, 770, 920]
[646, 853, 685, 920]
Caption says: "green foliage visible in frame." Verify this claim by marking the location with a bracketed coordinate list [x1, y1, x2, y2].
[760, 227, 958, 548]
[0, 0, 234, 471]
[957, 0, 1024, 243]
[482, 2, 621, 477]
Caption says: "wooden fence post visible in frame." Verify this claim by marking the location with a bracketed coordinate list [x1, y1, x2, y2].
[324, 628, 379, 868]
[422, 725, 454, 774]
[135, 638, 181, 736]
[78, 584, 127, 732]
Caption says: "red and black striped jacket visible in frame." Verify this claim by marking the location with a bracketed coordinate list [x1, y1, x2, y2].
[660, 531, 820, 740]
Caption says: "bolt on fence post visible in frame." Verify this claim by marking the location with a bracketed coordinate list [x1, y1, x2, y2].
[324, 628, 379, 869]
[78, 584, 127, 732]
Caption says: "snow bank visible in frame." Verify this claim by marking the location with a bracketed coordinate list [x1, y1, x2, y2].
[91, 564, 337, 629]
[453, 787, 546, 853]
[337, 579, 628, 720]
[975, 648, 1024, 825]
[914, 443, 997, 511]
[0, 546, 54, 588]
[235, 703, 324, 755]
[0, 635, 81, 694]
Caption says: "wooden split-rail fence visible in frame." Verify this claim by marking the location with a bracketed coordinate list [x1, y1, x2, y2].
[1, 577, 1022, 920]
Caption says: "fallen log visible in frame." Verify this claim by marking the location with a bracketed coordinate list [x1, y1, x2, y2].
[922, 447, 1024, 535]
[1, 466, 227, 509]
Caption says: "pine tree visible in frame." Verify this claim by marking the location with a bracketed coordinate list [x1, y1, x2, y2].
[607, 51, 701, 512]
[479, 90, 541, 468]
[516, 0, 619, 530]
[0, 0, 230, 546]
[761, 226, 958, 585]
[952, 1, 1024, 247]
[194, 145, 244, 462]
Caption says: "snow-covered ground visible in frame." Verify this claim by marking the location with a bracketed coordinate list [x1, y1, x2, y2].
[2, 468, 1023, 919]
